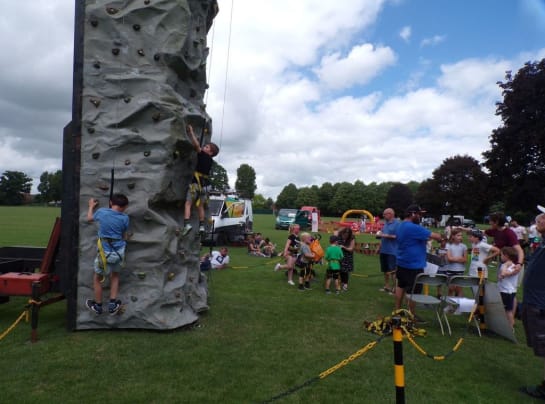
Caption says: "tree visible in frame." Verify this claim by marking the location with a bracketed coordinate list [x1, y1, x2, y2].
[209, 162, 229, 192]
[234, 164, 257, 199]
[317, 182, 335, 215]
[252, 193, 267, 209]
[483, 59, 545, 216]
[330, 182, 357, 215]
[295, 186, 319, 207]
[417, 155, 488, 219]
[385, 183, 413, 218]
[275, 183, 298, 209]
[0, 170, 33, 205]
[37, 170, 62, 203]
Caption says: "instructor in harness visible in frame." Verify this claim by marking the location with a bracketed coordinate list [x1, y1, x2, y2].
[181, 124, 220, 237]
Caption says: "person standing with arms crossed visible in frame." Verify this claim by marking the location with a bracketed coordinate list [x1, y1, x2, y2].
[376, 208, 399, 294]
[394, 204, 443, 321]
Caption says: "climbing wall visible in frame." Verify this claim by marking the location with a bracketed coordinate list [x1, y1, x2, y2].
[76, 0, 218, 330]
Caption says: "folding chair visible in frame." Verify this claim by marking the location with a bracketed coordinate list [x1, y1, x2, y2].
[443, 275, 482, 336]
[406, 273, 450, 335]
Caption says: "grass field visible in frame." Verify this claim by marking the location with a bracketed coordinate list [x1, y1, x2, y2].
[0, 208, 540, 403]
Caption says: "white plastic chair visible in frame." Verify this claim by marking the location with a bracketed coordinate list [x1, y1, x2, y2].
[443, 275, 483, 336]
[406, 273, 450, 335]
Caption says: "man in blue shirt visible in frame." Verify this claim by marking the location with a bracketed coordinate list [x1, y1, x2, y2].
[521, 209, 545, 399]
[377, 208, 399, 294]
[395, 204, 442, 318]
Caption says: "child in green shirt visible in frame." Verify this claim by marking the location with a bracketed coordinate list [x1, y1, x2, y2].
[325, 235, 344, 294]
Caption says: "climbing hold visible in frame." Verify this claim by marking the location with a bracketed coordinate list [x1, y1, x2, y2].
[124, 159, 131, 166]
[143, 151, 151, 157]
[92, 153, 100, 160]
[98, 183, 110, 191]
[137, 49, 145, 56]
[167, 272, 175, 281]
[133, 24, 141, 31]
[90, 98, 101, 108]
[112, 48, 120, 56]
[93, 61, 101, 69]
[124, 97, 131, 103]
[144, 0, 150, 4]
[87, 127, 95, 134]
[153, 53, 160, 61]
[130, 296, 138, 302]
[90, 19, 98, 27]
[152, 112, 161, 122]
[106, 7, 118, 14]
[137, 272, 146, 280]
[127, 183, 135, 190]
[189, 89, 197, 98]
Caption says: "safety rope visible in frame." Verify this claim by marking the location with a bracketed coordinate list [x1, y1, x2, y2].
[260, 336, 383, 404]
[0, 310, 29, 342]
[401, 326, 464, 361]
[217, 0, 234, 151]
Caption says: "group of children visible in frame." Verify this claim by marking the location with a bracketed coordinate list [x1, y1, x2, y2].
[247, 233, 277, 257]
[436, 228, 520, 327]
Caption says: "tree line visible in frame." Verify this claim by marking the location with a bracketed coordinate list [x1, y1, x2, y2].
[2, 59, 544, 222]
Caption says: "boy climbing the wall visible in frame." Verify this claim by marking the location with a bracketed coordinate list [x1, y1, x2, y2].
[86, 193, 130, 315]
[182, 124, 220, 236]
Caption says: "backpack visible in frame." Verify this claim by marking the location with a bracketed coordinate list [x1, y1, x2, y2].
[310, 235, 324, 263]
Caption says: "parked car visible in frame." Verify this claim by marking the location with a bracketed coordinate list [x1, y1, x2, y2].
[463, 218, 476, 228]
[275, 208, 298, 230]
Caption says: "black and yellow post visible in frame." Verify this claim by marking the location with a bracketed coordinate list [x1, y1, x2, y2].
[477, 267, 486, 331]
[392, 316, 405, 404]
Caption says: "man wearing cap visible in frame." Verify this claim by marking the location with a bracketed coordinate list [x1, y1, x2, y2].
[521, 209, 545, 399]
[395, 204, 443, 319]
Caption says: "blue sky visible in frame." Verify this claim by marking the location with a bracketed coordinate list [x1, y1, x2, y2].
[0, 0, 544, 199]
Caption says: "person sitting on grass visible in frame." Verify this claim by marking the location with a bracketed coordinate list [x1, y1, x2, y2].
[85, 194, 130, 316]
[324, 235, 343, 294]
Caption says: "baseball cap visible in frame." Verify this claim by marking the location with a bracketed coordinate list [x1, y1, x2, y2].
[469, 229, 484, 240]
[405, 204, 426, 216]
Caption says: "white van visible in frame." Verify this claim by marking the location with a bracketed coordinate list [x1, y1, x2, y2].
[203, 192, 253, 245]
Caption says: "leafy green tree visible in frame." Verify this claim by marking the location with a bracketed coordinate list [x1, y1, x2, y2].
[483, 59, 545, 215]
[330, 182, 356, 215]
[317, 182, 335, 215]
[275, 183, 298, 209]
[385, 183, 413, 217]
[37, 170, 62, 203]
[234, 164, 257, 199]
[252, 193, 267, 209]
[0, 170, 33, 205]
[209, 162, 229, 192]
[428, 155, 488, 219]
[295, 187, 319, 207]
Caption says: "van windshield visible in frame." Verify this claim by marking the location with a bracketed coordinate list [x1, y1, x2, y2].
[279, 209, 297, 217]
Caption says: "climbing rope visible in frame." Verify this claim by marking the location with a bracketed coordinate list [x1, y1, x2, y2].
[217, 0, 234, 151]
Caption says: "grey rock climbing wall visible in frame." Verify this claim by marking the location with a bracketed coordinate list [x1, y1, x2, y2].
[76, 0, 218, 330]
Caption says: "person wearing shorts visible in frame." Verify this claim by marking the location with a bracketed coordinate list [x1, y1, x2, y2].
[377, 208, 399, 294]
[520, 210, 545, 399]
[394, 204, 442, 319]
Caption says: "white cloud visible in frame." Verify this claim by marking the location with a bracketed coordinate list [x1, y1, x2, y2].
[314, 44, 397, 90]
[420, 34, 446, 47]
[400, 25, 412, 42]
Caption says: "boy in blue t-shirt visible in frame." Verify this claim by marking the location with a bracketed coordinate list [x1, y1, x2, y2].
[324, 235, 344, 294]
[85, 193, 130, 315]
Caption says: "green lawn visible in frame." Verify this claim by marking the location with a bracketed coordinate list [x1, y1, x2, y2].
[0, 209, 539, 403]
